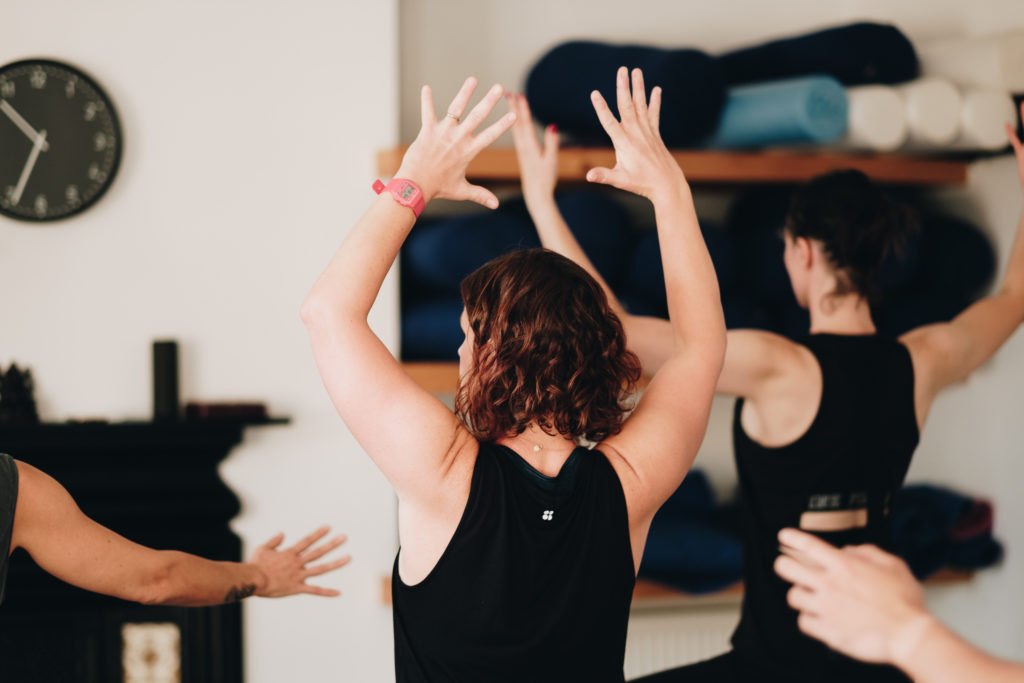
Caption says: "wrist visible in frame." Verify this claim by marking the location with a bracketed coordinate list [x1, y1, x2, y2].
[650, 180, 693, 210]
[523, 189, 558, 213]
[248, 562, 270, 597]
[889, 610, 939, 671]
[394, 165, 438, 204]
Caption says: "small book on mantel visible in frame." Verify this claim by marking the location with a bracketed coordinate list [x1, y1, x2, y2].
[184, 402, 268, 421]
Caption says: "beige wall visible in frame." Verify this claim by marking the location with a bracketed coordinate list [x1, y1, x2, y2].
[2, 2, 399, 681]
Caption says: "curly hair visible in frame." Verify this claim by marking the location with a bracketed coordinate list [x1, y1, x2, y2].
[455, 248, 641, 444]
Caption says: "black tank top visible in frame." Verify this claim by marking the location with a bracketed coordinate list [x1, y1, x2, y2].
[731, 334, 919, 682]
[0, 453, 18, 605]
[392, 441, 635, 683]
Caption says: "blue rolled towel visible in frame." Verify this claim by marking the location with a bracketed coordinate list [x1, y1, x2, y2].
[639, 520, 744, 594]
[403, 212, 539, 291]
[873, 294, 964, 337]
[916, 214, 996, 301]
[892, 484, 971, 579]
[719, 22, 919, 86]
[526, 41, 725, 146]
[401, 298, 465, 362]
[706, 76, 848, 148]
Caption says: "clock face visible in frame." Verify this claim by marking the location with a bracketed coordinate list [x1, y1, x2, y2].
[0, 59, 122, 222]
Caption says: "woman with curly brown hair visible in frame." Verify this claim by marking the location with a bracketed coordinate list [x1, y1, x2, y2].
[301, 67, 724, 682]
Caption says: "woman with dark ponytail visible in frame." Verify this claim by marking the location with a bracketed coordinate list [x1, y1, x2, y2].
[510, 94, 1024, 683]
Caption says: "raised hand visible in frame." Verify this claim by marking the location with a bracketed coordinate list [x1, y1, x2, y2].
[774, 528, 932, 666]
[507, 93, 560, 206]
[1007, 100, 1024, 188]
[248, 525, 350, 598]
[396, 77, 517, 209]
[586, 67, 685, 202]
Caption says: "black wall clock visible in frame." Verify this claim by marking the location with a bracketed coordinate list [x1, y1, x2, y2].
[0, 59, 122, 222]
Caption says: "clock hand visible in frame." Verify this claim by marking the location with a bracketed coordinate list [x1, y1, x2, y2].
[11, 130, 47, 206]
[0, 100, 51, 152]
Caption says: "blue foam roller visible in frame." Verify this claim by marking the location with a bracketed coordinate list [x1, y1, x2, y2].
[526, 41, 725, 146]
[400, 298, 465, 362]
[404, 212, 539, 290]
[720, 22, 919, 87]
[707, 76, 848, 148]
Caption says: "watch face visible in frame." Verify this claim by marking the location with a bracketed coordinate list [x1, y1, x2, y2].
[0, 59, 122, 222]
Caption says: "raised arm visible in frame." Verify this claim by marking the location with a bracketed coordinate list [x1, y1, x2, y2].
[775, 528, 1024, 683]
[508, 92, 797, 402]
[585, 68, 725, 532]
[901, 104, 1024, 426]
[300, 79, 515, 504]
[11, 460, 348, 606]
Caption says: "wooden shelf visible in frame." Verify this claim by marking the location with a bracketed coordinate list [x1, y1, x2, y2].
[403, 362, 462, 395]
[379, 146, 968, 186]
[403, 362, 649, 394]
[380, 569, 973, 610]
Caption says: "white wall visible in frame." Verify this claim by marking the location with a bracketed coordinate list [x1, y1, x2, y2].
[2, 2, 400, 681]
[401, 0, 1024, 663]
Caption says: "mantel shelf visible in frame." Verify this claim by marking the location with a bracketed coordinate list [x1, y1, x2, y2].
[379, 146, 970, 186]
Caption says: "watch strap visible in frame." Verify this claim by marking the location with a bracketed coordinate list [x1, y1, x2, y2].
[372, 178, 425, 217]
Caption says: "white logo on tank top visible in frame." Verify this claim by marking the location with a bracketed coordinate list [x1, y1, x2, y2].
[541, 510, 554, 521]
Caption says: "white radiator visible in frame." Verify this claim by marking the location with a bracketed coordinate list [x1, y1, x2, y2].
[623, 602, 741, 679]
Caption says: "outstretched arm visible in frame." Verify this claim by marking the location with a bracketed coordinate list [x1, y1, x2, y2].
[775, 528, 1024, 683]
[901, 103, 1024, 426]
[12, 460, 349, 606]
[300, 79, 515, 505]
[508, 93, 794, 401]
[588, 68, 725, 533]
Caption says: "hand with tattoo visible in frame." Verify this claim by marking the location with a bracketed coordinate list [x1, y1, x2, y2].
[245, 525, 350, 599]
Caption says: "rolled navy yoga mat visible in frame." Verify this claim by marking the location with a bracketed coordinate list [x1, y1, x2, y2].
[705, 76, 848, 148]
[404, 212, 538, 290]
[525, 41, 725, 146]
[898, 78, 962, 148]
[401, 298, 465, 362]
[916, 31, 1024, 92]
[838, 85, 907, 152]
[718, 22, 918, 86]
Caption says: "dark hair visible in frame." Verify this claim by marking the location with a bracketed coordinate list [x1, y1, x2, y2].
[785, 169, 916, 303]
[456, 248, 641, 443]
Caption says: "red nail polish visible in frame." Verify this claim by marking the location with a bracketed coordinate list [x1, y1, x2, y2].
[549, 124, 558, 133]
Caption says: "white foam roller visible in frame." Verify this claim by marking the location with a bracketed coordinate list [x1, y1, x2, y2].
[917, 32, 1024, 91]
[838, 85, 907, 151]
[950, 89, 1017, 151]
[897, 78, 962, 146]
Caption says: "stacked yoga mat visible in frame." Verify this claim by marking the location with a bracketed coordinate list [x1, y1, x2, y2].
[400, 188, 996, 360]
[524, 23, 1022, 152]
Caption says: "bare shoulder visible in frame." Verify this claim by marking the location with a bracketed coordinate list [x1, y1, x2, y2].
[733, 328, 812, 364]
[722, 329, 816, 398]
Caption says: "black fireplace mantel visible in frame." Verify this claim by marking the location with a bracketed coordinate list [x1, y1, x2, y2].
[0, 418, 288, 683]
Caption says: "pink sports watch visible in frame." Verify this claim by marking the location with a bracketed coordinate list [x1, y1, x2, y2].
[373, 178, 425, 217]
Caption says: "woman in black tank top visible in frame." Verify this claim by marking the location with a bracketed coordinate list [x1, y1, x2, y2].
[518, 104, 1024, 681]
[304, 68, 726, 682]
